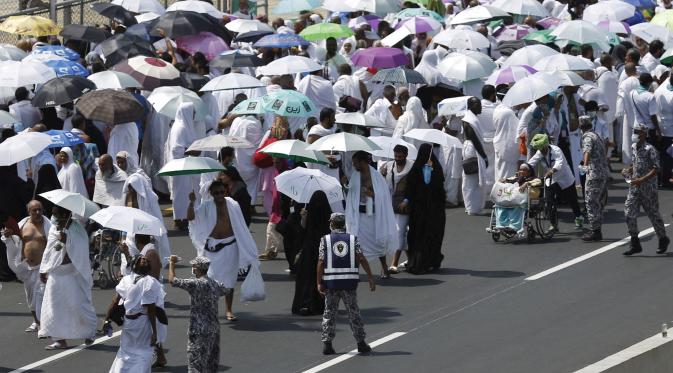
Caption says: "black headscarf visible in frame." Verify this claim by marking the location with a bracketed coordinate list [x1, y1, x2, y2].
[411, 143, 444, 175]
[0, 164, 33, 221]
[35, 164, 61, 216]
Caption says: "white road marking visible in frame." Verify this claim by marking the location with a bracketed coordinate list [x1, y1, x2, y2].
[526, 225, 670, 281]
[302, 332, 407, 373]
[8, 331, 122, 373]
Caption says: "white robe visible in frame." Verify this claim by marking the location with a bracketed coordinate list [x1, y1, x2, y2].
[38, 221, 97, 340]
[297, 75, 336, 111]
[333, 75, 365, 112]
[93, 167, 127, 206]
[393, 97, 429, 138]
[461, 111, 489, 214]
[616, 76, 640, 165]
[165, 103, 198, 220]
[9, 100, 42, 130]
[379, 160, 412, 251]
[492, 104, 520, 181]
[439, 144, 462, 205]
[140, 109, 171, 195]
[365, 98, 397, 137]
[108, 122, 139, 159]
[558, 93, 584, 185]
[229, 115, 263, 202]
[57, 147, 88, 198]
[478, 99, 497, 192]
[345, 166, 398, 258]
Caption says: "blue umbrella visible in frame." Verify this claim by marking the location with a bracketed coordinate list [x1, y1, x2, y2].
[44, 60, 89, 77]
[32, 45, 80, 61]
[253, 33, 310, 48]
[46, 130, 84, 148]
[621, 0, 656, 8]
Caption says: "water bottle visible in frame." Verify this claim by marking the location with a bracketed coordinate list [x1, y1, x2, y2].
[663, 323, 668, 338]
[366, 196, 374, 216]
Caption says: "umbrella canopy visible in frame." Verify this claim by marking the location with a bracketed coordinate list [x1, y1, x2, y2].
[335, 112, 385, 128]
[157, 156, 225, 176]
[230, 97, 268, 115]
[253, 33, 310, 48]
[210, 50, 264, 70]
[39, 189, 100, 218]
[32, 76, 96, 108]
[0, 60, 56, 87]
[490, 0, 548, 17]
[76, 89, 144, 125]
[260, 139, 328, 164]
[233, 30, 275, 43]
[90, 206, 163, 236]
[660, 48, 673, 64]
[550, 20, 611, 51]
[200, 73, 264, 92]
[651, 9, 673, 31]
[437, 96, 470, 117]
[180, 72, 210, 92]
[485, 65, 537, 85]
[263, 89, 317, 118]
[257, 55, 322, 75]
[274, 0, 320, 13]
[372, 67, 427, 84]
[502, 44, 558, 67]
[31, 45, 79, 61]
[299, 23, 354, 41]
[306, 132, 381, 152]
[0, 44, 27, 61]
[87, 70, 142, 89]
[22, 53, 66, 63]
[112, 55, 181, 90]
[630, 23, 671, 44]
[583, 0, 635, 22]
[225, 19, 274, 34]
[0, 132, 52, 166]
[0, 15, 61, 37]
[536, 16, 563, 30]
[91, 2, 138, 26]
[147, 86, 206, 120]
[351, 47, 409, 68]
[432, 29, 490, 49]
[0, 110, 18, 126]
[501, 75, 557, 107]
[274, 168, 343, 204]
[99, 33, 155, 67]
[166, 0, 225, 18]
[495, 24, 533, 42]
[60, 24, 111, 43]
[533, 53, 595, 71]
[396, 8, 443, 22]
[369, 136, 418, 160]
[438, 51, 497, 81]
[403, 128, 462, 148]
[112, 0, 165, 15]
[44, 60, 89, 78]
[151, 10, 226, 39]
[523, 29, 556, 44]
[534, 70, 588, 87]
[395, 16, 443, 33]
[342, 0, 402, 14]
[187, 134, 254, 152]
[449, 5, 510, 26]
[46, 130, 85, 148]
[596, 20, 631, 35]
[176, 31, 229, 61]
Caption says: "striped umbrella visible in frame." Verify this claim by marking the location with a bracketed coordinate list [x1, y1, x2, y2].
[495, 24, 533, 42]
[112, 55, 181, 91]
[485, 65, 537, 85]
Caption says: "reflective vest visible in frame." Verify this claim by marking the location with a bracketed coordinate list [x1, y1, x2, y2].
[322, 232, 359, 290]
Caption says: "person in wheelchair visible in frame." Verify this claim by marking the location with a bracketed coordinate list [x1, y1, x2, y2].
[493, 163, 541, 234]
[501, 163, 541, 192]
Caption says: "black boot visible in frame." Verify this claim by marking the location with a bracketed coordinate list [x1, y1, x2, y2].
[582, 230, 602, 242]
[357, 341, 372, 354]
[623, 236, 643, 256]
[323, 342, 335, 355]
[657, 237, 671, 254]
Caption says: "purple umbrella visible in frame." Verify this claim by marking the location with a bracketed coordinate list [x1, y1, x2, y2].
[394, 16, 443, 33]
[495, 24, 533, 42]
[351, 47, 410, 69]
[597, 20, 631, 35]
[536, 16, 563, 30]
[485, 65, 537, 85]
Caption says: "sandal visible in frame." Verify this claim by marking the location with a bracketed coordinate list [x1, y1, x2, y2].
[388, 266, 399, 274]
[45, 342, 68, 350]
[226, 314, 238, 322]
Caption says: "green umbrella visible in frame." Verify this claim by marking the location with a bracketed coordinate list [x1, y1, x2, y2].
[395, 8, 443, 22]
[157, 157, 225, 176]
[299, 23, 353, 41]
[263, 89, 317, 117]
[230, 97, 269, 115]
[660, 48, 673, 65]
[523, 29, 556, 44]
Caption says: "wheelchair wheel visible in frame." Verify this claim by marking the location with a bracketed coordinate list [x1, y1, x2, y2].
[535, 198, 557, 240]
[492, 232, 500, 242]
[527, 224, 536, 242]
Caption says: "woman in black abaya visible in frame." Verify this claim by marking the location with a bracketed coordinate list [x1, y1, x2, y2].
[292, 191, 332, 316]
[34, 164, 62, 217]
[404, 143, 446, 275]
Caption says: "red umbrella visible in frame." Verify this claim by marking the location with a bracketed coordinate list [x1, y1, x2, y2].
[112, 56, 181, 91]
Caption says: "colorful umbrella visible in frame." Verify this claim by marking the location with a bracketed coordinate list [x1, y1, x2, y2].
[253, 33, 310, 48]
[230, 97, 268, 115]
[32, 76, 96, 108]
[263, 89, 316, 118]
[176, 32, 229, 61]
[372, 68, 427, 84]
[273, 0, 320, 13]
[112, 56, 181, 90]
[60, 24, 111, 43]
[485, 65, 537, 85]
[299, 23, 354, 41]
[46, 130, 85, 148]
[31, 45, 80, 61]
[596, 20, 631, 35]
[395, 8, 444, 22]
[76, 89, 144, 125]
[523, 29, 556, 44]
[536, 17, 563, 30]
[351, 47, 409, 68]
[44, 60, 89, 77]
[495, 24, 533, 42]
[395, 16, 443, 33]
[0, 60, 56, 87]
[0, 15, 61, 37]
[157, 156, 225, 176]
[260, 139, 328, 164]
[0, 44, 27, 61]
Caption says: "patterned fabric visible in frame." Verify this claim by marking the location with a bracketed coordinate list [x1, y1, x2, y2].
[625, 142, 666, 238]
[321, 289, 366, 343]
[582, 131, 609, 230]
[581, 131, 609, 179]
[172, 276, 230, 373]
[75, 89, 144, 125]
[630, 143, 660, 188]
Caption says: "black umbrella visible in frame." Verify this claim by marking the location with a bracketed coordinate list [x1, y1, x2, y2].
[32, 76, 97, 108]
[181, 72, 210, 92]
[150, 11, 227, 40]
[416, 83, 462, 112]
[209, 50, 264, 71]
[91, 3, 138, 26]
[76, 89, 144, 124]
[234, 30, 274, 43]
[126, 21, 157, 42]
[99, 33, 154, 67]
[60, 24, 111, 43]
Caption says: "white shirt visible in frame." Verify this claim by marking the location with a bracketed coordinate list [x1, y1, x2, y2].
[654, 83, 673, 137]
[8, 100, 42, 130]
[640, 52, 660, 73]
[630, 88, 658, 129]
[595, 67, 618, 123]
[528, 144, 575, 189]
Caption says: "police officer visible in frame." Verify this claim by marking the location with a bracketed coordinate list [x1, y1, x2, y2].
[317, 213, 376, 355]
[579, 115, 610, 241]
[622, 125, 670, 255]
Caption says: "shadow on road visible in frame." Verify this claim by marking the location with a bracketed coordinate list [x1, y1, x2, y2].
[376, 277, 444, 287]
[154, 364, 230, 372]
[439, 267, 526, 278]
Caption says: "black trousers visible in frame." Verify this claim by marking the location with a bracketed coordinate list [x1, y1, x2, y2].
[549, 182, 582, 226]
[659, 136, 673, 187]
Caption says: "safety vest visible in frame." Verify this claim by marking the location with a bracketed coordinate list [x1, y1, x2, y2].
[322, 232, 360, 290]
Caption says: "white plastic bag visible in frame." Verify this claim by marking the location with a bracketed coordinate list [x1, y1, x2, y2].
[240, 264, 265, 302]
[490, 181, 528, 207]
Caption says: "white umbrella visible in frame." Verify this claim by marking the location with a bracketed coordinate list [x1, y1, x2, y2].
[403, 129, 462, 148]
[260, 139, 329, 164]
[322, 0, 357, 12]
[0, 132, 52, 166]
[200, 73, 264, 92]
[533, 54, 595, 71]
[306, 132, 381, 152]
[449, 5, 510, 26]
[112, 0, 165, 14]
[39, 189, 100, 218]
[437, 96, 470, 117]
[582, 0, 634, 22]
[87, 70, 142, 89]
[0, 44, 27, 61]
[595, 20, 631, 35]
[438, 51, 496, 81]
[343, 0, 401, 14]
[501, 76, 557, 107]
[274, 168, 343, 204]
[335, 112, 385, 128]
[369, 136, 418, 160]
[550, 20, 611, 52]
[490, 0, 548, 17]
[381, 27, 412, 47]
[187, 134, 254, 152]
[0, 110, 18, 126]
[166, 0, 225, 18]
[135, 12, 161, 23]
[257, 55, 322, 75]
[90, 206, 163, 236]
[157, 157, 225, 176]
[502, 44, 559, 67]
[396, 16, 443, 33]
[432, 29, 490, 50]
[533, 71, 587, 87]
[485, 65, 536, 86]
[631, 23, 672, 45]
[0, 60, 56, 87]
[147, 86, 207, 121]
[225, 19, 274, 33]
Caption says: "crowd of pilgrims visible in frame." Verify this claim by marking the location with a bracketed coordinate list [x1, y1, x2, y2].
[0, 0, 673, 370]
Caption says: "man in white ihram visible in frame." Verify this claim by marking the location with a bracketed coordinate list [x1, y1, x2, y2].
[93, 154, 128, 207]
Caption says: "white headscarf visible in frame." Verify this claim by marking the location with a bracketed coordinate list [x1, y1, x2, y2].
[57, 147, 88, 198]
[393, 97, 429, 137]
[116, 150, 140, 175]
[165, 102, 196, 163]
[415, 50, 445, 87]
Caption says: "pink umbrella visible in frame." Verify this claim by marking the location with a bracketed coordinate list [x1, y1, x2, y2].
[176, 32, 230, 61]
[495, 24, 533, 41]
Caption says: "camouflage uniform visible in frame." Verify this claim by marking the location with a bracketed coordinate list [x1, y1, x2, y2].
[582, 131, 610, 231]
[625, 142, 667, 239]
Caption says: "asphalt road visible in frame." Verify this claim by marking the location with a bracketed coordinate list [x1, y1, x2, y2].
[1, 171, 673, 373]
